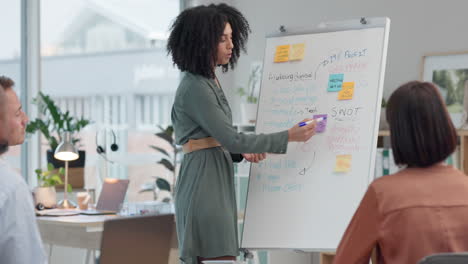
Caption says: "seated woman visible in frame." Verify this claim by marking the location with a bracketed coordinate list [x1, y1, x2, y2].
[333, 81, 468, 264]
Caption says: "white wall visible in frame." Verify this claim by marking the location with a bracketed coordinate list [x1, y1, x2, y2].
[222, 0, 468, 123]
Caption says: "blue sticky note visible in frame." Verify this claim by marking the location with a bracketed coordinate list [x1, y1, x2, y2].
[328, 73, 344, 92]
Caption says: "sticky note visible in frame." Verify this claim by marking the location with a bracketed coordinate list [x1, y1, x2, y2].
[338, 82, 355, 100]
[328, 73, 344, 92]
[289, 43, 305, 61]
[274, 45, 290, 63]
[335, 155, 352, 172]
[313, 114, 328, 133]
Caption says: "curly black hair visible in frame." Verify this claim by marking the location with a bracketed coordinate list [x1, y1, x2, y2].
[167, 3, 250, 79]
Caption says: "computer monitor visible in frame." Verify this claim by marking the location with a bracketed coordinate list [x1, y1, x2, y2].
[96, 178, 129, 212]
[99, 214, 175, 264]
[80, 178, 129, 215]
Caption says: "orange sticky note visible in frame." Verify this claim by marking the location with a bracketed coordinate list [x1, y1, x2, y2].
[335, 155, 352, 172]
[274, 45, 290, 62]
[290, 43, 305, 61]
[338, 82, 355, 100]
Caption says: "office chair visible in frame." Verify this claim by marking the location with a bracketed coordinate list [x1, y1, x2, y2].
[99, 214, 176, 264]
[418, 253, 468, 264]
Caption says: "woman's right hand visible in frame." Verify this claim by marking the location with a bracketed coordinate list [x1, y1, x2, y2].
[287, 118, 317, 142]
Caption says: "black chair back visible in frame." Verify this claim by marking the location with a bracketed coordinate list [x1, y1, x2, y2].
[419, 253, 468, 264]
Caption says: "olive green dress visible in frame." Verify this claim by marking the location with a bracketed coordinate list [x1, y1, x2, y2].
[172, 72, 289, 264]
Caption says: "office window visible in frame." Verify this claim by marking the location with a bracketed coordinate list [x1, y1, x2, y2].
[0, 1, 22, 170]
[40, 0, 180, 200]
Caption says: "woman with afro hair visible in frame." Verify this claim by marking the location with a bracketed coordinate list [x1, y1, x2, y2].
[168, 4, 317, 264]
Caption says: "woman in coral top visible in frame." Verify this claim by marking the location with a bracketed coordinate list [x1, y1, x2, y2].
[333, 81, 468, 264]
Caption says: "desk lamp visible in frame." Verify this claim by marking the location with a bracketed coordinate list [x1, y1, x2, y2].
[54, 132, 79, 209]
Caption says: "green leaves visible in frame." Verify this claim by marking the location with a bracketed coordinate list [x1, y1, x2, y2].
[150, 145, 170, 158]
[49, 175, 63, 186]
[35, 163, 73, 193]
[155, 132, 174, 145]
[152, 125, 178, 165]
[39, 92, 61, 126]
[25, 92, 91, 151]
[237, 87, 247, 97]
[156, 178, 171, 192]
[165, 126, 174, 136]
[381, 98, 387, 108]
[75, 119, 91, 132]
[36, 163, 64, 187]
[155, 125, 175, 146]
[35, 169, 42, 181]
[247, 96, 258, 104]
[237, 64, 261, 104]
[145, 125, 179, 202]
[237, 87, 258, 103]
[158, 159, 175, 172]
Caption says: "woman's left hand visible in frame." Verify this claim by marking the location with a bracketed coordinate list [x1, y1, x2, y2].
[242, 153, 267, 163]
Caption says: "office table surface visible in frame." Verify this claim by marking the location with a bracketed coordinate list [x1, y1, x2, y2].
[38, 214, 179, 264]
[37, 215, 118, 250]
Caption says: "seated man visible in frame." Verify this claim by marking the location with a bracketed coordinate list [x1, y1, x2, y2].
[0, 83, 7, 154]
[0, 76, 47, 264]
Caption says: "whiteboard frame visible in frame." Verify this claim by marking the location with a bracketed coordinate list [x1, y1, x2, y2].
[241, 16, 391, 252]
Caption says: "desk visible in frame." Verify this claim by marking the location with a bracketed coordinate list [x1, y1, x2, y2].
[37, 214, 117, 250]
[37, 214, 179, 264]
[37, 214, 117, 264]
[319, 249, 378, 264]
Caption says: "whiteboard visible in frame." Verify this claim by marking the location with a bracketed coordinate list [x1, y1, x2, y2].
[242, 17, 390, 251]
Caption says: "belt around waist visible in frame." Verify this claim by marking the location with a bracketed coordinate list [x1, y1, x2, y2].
[182, 137, 221, 153]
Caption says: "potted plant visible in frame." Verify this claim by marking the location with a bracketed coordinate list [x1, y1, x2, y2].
[26, 92, 91, 188]
[139, 125, 182, 202]
[34, 163, 72, 208]
[379, 97, 389, 130]
[237, 63, 262, 124]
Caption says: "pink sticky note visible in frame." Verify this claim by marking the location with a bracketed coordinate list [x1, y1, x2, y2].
[313, 114, 328, 133]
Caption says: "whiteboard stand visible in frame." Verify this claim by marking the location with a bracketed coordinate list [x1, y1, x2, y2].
[241, 16, 390, 254]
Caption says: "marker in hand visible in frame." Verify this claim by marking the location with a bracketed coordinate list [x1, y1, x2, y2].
[298, 117, 326, 127]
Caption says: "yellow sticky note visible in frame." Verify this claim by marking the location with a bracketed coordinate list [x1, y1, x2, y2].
[274, 45, 290, 62]
[290, 43, 305, 61]
[338, 82, 355, 100]
[335, 155, 352, 172]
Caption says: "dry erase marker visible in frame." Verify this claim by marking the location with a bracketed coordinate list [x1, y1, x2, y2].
[298, 117, 326, 127]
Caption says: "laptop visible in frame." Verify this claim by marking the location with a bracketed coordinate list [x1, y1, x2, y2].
[80, 178, 129, 215]
[99, 214, 175, 264]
